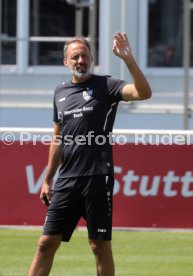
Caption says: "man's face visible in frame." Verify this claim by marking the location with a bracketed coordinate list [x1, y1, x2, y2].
[64, 42, 93, 82]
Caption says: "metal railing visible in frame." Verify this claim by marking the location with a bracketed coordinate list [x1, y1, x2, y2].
[0, 127, 193, 135]
[0, 127, 193, 144]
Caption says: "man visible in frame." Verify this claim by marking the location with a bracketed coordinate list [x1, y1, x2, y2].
[28, 32, 152, 276]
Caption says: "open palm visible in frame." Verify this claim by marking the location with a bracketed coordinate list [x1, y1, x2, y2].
[112, 32, 132, 60]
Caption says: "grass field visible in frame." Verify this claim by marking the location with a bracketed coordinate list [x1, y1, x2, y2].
[0, 228, 193, 276]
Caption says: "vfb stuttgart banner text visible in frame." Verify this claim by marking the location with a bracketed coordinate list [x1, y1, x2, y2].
[0, 141, 193, 228]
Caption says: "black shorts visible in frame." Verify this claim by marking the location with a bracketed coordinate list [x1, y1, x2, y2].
[43, 175, 114, 242]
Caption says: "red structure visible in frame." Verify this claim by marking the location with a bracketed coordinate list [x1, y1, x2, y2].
[1, 141, 193, 229]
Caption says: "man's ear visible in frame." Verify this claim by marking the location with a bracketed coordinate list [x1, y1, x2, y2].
[63, 58, 68, 67]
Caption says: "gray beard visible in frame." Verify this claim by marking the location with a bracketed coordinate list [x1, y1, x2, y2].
[72, 68, 91, 79]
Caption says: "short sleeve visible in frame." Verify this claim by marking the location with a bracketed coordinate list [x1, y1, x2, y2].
[106, 75, 128, 103]
[53, 92, 59, 123]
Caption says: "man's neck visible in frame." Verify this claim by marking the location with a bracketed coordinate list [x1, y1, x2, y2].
[72, 73, 92, 84]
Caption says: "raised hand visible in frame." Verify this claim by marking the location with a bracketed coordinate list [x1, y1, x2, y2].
[112, 32, 132, 60]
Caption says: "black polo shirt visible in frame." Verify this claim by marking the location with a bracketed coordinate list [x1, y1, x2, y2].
[53, 74, 127, 178]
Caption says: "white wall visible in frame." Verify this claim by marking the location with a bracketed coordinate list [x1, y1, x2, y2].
[1, 0, 193, 97]
[99, 0, 139, 83]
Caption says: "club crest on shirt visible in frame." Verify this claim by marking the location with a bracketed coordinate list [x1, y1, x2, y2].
[83, 88, 93, 101]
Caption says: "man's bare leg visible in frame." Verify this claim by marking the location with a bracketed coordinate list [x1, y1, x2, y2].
[89, 239, 115, 276]
[28, 235, 62, 276]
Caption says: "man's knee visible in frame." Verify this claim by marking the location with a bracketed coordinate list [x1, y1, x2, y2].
[89, 239, 111, 257]
[37, 235, 62, 255]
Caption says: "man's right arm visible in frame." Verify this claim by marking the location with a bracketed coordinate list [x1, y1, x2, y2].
[40, 122, 62, 206]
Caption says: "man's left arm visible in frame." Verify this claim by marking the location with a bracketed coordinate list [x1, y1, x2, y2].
[112, 32, 152, 102]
